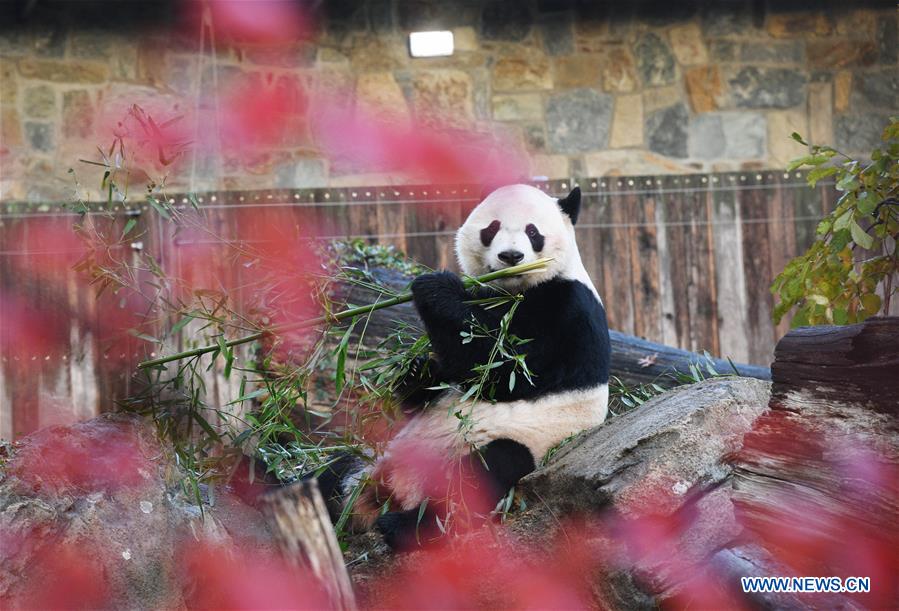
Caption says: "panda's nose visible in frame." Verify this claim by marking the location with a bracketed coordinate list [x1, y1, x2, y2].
[498, 250, 524, 265]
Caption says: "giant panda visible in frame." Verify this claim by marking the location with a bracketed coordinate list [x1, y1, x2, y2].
[318, 184, 611, 550]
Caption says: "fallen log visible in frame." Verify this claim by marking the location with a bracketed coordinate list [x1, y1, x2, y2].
[332, 266, 771, 386]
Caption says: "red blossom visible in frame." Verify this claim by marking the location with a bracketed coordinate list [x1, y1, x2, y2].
[180, 541, 330, 610]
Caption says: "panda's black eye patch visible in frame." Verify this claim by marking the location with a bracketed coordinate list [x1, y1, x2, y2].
[480, 220, 501, 246]
[525, 223, 544, 252]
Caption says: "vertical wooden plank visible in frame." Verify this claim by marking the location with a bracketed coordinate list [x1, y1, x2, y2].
[587, 184, 615, 314]
[711, 174, 750, 364]
[605, 177, 635, 335]
[376, 186, 407, 254]
[767, 173, 798, 341]
[740, 172, 777, 365]
[628, 176, 661, 342]
[575, 179, 601, 293]
[660, 176, 692, 352]
[404, 185, 439, 269]
[431, 186, 463, 272]
[653, 179, 678, 349]
[686, 175, 718, 355]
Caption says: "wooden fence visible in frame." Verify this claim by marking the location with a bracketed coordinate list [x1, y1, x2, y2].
[2, 170, 878, 438]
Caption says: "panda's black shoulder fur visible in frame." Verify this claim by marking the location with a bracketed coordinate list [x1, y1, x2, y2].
[405, 271, 610, 406]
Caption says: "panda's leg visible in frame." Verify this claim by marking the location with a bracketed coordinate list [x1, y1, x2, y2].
[375, 439, 535, 551]
[310, 452, 368, 525]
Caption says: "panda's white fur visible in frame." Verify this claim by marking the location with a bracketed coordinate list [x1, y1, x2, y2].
[339, 184, 611, 538]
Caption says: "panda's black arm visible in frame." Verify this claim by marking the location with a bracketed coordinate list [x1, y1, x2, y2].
[410, 271, 506, 382]
[393, 354, 445, 411]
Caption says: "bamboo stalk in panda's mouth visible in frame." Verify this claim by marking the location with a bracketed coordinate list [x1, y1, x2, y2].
[137, 257, 554, 370]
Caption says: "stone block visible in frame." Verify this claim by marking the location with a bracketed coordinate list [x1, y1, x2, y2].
[645, 103, 689, 158]
[17, 58, 108, 83]
[356, 72, 410, 125]
[834, 71, 852, 112]
[62, 90, 95, 139]
[523, 123, 547, 151]
[685, 66, 725, 113]
[243, 44, 316, 69]
[539, 13, 574, 56]
[701, 4, 754, 37]
[808, 82, 833, 146]
[349, 36, 408, 72]
[24, 121, 54, 153]
[546, 88, 612, 152]
[69, 32, 114, 59]
[109, 38, 139, 81]
[583, 149, 695, 176]
[481, 1, 532, 42]
[739, 41, 803, 64]
[397, 1, 477, 31]
[452, 27, 479, 52]
[850, 69, 899, 110]
[634, 32, 676, 87]
[493, 54, 553, 91]
[554, 55, 600, 88]
[274, 156, 327, 188]
[766, 12, 833, 38]
[834, 9, 879, 37]
[728, 67, 806, 108]
[316, 47, 349, 65]
[600, 46, 638, 93]
[0, 61, 17, 101]
[1, 107, 22, 147]
[574, 20, 618, 53]
[767, 109, 808, 167]
[877, 15, 897, 64]
[136, 39, 168, 87]
[492, 93, 544, 122]
[708, 40, 736, 62]
[609, 93, 643, 149]
[807, 40, 877, 69]
[411, 70, 473, 128]
[834, 114, 891, 152]
[688, 112, 766, 160]
[642, 84, 682, 113]
[23, 85, 55, 119]
[669, 23, 708, 66]
[530, 153, 569, 179]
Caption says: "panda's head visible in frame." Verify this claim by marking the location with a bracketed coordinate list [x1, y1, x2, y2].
[455, 184, 584, 291]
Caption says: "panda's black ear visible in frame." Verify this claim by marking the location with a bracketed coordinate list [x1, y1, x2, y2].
[558, 186, 581, 225]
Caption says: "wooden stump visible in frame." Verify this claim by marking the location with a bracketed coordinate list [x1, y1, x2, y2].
[261, 480, 357, 611]
[730, 316, 899, 608]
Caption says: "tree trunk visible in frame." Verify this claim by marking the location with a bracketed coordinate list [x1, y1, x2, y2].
[331, 266, 771, 387]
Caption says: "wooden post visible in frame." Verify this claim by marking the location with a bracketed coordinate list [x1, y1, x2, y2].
[261, 480, 358, 611]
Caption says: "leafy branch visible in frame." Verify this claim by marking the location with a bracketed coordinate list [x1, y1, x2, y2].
[772, 117, 899, 327]
[137, 257, 553, 370]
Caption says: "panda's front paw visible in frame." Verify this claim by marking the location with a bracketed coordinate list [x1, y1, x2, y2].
[411, 271, 467, 308]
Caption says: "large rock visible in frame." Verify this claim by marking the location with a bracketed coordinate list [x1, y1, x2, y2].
[0, 415, 277, 609]
[520, 378, 771, 519]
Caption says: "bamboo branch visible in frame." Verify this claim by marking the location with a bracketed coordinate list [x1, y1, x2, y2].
[137, 257, 553, 369]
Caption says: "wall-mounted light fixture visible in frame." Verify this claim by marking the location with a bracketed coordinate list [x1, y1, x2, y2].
[408, 30, 454, 58]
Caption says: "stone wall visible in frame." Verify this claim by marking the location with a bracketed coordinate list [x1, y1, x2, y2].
[0, 1, 896, 201]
